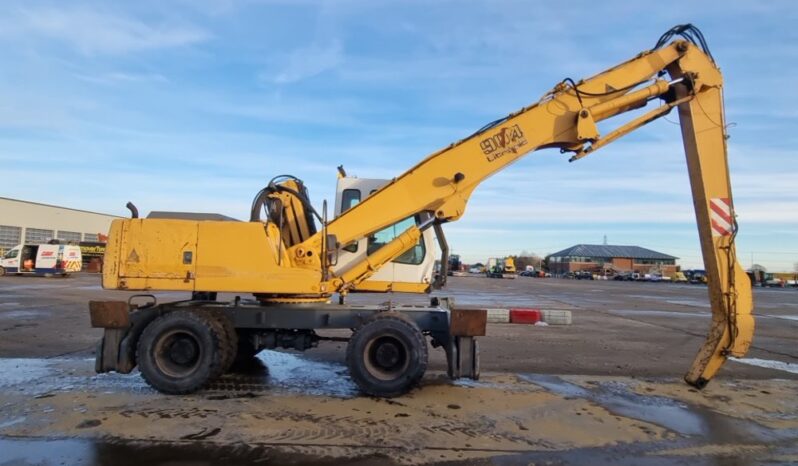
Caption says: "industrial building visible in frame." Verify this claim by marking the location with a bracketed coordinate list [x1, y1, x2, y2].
[0, 197, 120, 256]
[547, 244, 678, 276]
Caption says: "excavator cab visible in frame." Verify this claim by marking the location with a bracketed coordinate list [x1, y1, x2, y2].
[333, 176, 437, 293]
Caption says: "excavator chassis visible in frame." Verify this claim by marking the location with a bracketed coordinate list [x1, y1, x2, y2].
[90, 297, 485, 397]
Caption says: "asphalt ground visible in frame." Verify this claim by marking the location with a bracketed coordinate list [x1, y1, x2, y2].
[0, 273, 796, 465]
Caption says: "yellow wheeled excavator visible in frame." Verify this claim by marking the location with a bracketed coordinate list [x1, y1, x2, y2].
[91, 24, 754, 397]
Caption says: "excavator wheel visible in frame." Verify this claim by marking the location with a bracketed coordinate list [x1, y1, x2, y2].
[136, 310, 228, 394]
[346, 312, 428, 398]
[196, 309, 237, 374]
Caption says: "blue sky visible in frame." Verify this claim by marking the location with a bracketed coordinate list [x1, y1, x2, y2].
[1, 1, 796, 270]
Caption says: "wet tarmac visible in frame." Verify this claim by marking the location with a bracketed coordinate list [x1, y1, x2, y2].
[0, 437, 403, 466]
[1, 274, 797, 464]
[0, 354, 797, 465]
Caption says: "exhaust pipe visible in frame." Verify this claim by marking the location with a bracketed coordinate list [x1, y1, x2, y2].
[126, 202, 139, 219]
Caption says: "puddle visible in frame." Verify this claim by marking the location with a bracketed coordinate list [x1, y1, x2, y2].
[730, 357, 798, 375]
[0, 358, 52, 387]
[251, 350, 358, 397]
[493, 441, 778, 466]
[609, 309, 708, 318]
[0, 437, 396, 466]
[0, 416, 26, 429]
[0, 283, 73, 290]
[0, 309, 48, 319]
[664, 299, 711, 308]
[518, 374, 793, 443]
[520, 374, 704, 436]
[761, 315, 798, 322]
[0, 353, 358, 398]
[627, 295, 663, 301]
[519, 374, 590, 398]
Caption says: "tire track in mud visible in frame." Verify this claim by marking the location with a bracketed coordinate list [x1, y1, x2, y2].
[112, 400, 538, 451]
[258, 410, 542, 449]
[119, 407, 219, 420]
[251, 411, 418, 445]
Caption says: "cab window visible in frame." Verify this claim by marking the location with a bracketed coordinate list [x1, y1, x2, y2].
[341, 189, 361, 253]
[4, 249, 18, 259]
[367, 216, 426, 265]
[341, 189, 361, 213]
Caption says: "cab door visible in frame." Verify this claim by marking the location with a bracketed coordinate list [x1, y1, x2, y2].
[36, 245, 58, 271]
[332, 177, 436, 292]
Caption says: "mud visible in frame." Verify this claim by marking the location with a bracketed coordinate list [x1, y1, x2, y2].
[1, 274, 797, 464]
[0, 356, 797, 464]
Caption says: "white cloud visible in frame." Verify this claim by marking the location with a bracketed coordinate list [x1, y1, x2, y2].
[15, 7, 209, 55]
[75, 71, 170, 85]
[464, 199, 798, 226]
[267, 41, 344, 84]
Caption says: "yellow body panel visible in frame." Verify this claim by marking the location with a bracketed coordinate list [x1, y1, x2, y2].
[103, 219, 197, 291]
[194, 221, 322, 293]
[104, 219, 322, 293]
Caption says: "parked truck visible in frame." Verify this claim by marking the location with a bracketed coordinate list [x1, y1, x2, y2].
[487, 257, 517, 279]
[0, 243, 82, 277]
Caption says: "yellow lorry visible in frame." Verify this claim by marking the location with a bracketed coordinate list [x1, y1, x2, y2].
[487, 257, 517, 279]
[91, 25, 753, 397]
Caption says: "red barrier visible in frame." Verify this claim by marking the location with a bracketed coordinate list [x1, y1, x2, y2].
[509, 308, 542, 324]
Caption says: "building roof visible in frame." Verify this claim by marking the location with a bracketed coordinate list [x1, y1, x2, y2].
[548, 244, 677, 260]
[147, 211, 240, 222]
[0, 196, 122, 218]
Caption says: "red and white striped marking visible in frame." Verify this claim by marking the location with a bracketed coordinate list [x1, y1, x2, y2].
[486, 308, 572, 325]
[709, 197, 733, 237]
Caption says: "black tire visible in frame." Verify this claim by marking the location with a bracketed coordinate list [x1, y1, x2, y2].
[136, 310, 226, 394]
[0, 266, 5, 277]
[346, 312, 428, 398]
[196, 309, 237, 374]
[217, 312, 238, 371]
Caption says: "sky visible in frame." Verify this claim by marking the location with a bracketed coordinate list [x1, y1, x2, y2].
[0, 0, 796, 271]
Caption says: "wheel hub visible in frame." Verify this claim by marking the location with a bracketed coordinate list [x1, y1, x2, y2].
[154, 330, 203, 377]
[375, 341, 401, 369]
[168, 337, 199, 366]
[366, 336, 409, 379]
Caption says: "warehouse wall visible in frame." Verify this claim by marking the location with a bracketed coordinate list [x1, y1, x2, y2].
[0, 197, 120, 253]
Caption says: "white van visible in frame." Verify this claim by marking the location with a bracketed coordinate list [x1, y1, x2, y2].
[0, 243, 82, 277]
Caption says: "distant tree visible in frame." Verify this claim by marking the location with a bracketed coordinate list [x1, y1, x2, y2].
[511, 252, 543, 271]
